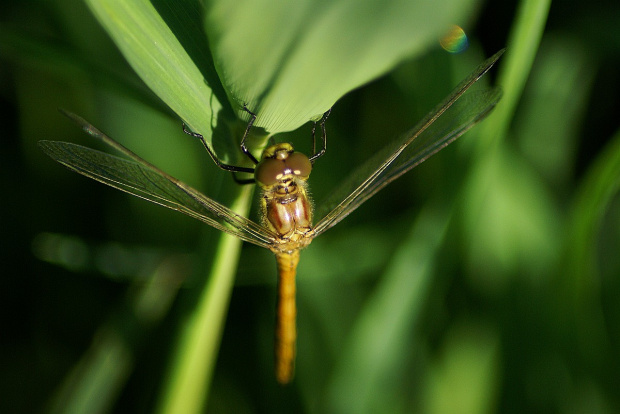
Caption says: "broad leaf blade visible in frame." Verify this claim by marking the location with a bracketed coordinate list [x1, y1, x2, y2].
[205, 0, 482, 133]
[85, 0, 222, 143]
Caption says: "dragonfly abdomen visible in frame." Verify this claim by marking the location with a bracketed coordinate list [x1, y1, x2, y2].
[274, 250, 300, 384]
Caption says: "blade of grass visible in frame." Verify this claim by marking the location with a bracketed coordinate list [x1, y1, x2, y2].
[325, 201, 449, 414]
[0, 28, 167, 113]
[422, 321, 500, 414]
[458, 0, 554, 287]
[47, 254, 187, 414]
[84, 0, 221, 143]
[565, 128, 620, 309]
[78, 4, 252, 409]
[553, 128, 620, 385]
[476, 0, 552, 151]
[155, 185, 254, 414]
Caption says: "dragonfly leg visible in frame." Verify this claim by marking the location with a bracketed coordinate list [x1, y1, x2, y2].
[309, 108, 332, 163]
[240, 104, 260, 165]
[182, 124, 255, 174]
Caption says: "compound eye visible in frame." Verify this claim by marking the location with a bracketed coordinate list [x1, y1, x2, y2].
[286, 152, 312, 179]
[255, 158, 284, 187]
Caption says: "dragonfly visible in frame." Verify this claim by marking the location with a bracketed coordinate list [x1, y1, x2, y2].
[39, 49, 503, 384]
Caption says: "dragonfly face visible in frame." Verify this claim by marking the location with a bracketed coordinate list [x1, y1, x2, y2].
[38, 49, 504, 384]
[255, 143, 314, 254]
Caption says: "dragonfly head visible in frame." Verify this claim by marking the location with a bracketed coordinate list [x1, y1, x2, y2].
[255, 143, 312, 189]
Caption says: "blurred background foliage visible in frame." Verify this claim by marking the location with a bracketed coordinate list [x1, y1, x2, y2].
[1, 0, 620, 413]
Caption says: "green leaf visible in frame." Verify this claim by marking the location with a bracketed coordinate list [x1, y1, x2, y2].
[461, 145, 560, 292]
[458, 0, 554, 292]
[205, 0, 483, 133]
[84, 0, 222, 143]
[155, 192, 253, 414]
[325, 202, 449, 413]
[423, 322, 500, 414]
[476, 0, 552, 149]
[566, 127, 620, 301]
[81, 3, 251, 412]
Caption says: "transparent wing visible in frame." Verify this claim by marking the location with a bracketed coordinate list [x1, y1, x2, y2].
[313, 50, 504, 235]
[39, 111, 277, 249]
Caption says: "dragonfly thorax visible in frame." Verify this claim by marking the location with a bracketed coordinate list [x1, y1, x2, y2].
[256, 143, 314, 250]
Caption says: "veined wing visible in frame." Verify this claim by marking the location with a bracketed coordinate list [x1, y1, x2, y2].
[313, 50, 504, 235]
[39, 111, 277, 249]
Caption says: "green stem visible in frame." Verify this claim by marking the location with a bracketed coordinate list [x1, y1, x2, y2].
[477, 0, 552, 151]
[156, 185, 254, 414]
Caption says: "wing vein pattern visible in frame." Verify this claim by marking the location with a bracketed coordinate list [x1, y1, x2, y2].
[313, 50, 504, 235]
[39, 116, 277, 249]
